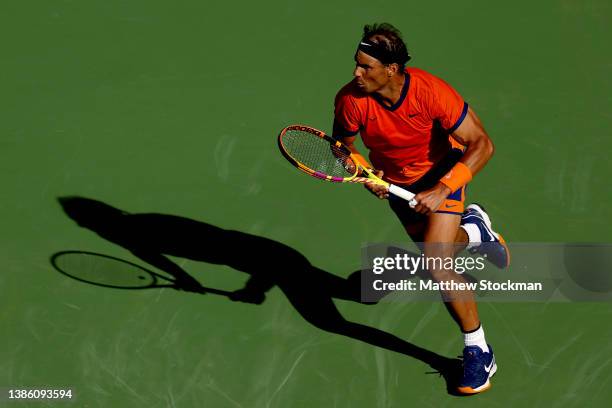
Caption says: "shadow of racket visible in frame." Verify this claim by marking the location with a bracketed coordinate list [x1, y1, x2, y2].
[51, 250, 232, 296]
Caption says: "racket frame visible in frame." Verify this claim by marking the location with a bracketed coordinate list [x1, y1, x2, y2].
[50, 250, 231, 296]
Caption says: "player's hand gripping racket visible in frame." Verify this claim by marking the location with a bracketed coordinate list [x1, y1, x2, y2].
[278, 125, 418, 206]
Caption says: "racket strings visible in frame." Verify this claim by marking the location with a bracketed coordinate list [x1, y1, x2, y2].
[281, 129, 356, 178]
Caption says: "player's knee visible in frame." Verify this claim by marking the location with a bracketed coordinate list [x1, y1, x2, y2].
[427, 267, 455, 283]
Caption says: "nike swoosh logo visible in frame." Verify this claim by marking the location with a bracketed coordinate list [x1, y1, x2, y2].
[484, 360, 494, 373]
[445, 204, 457, 209]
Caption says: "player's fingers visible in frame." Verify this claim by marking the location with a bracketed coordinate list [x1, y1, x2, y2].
[415, 202, 429, 214]
[413, 195, 424, 212]
[364, 183, 382, 199]
[422, 201, 434, 215]
[366, 182, 385, 193]
[364, 182, 377, 193]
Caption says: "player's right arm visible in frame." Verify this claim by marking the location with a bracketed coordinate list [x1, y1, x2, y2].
[333, 89, 388, 199]
[129, 249, 204, 292]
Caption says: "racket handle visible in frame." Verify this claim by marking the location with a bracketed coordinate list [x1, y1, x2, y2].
[388, 184, 418, 208]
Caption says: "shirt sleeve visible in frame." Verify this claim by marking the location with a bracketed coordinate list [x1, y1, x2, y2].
[424, 74, 469, 133]
[333, 88, 362, 138]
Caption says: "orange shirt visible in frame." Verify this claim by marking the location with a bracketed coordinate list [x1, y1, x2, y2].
[334, 67, 468, 185]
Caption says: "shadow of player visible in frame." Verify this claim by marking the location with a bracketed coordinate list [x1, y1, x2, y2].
[56, 196, 464, 395]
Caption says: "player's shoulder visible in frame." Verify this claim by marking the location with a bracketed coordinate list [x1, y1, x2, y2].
[406, 67, 449, 90]
[406, 67, 460, 102]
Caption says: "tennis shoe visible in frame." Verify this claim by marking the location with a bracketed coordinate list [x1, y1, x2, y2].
[457, 345, 497, 394]
[461, 203, 510, 268]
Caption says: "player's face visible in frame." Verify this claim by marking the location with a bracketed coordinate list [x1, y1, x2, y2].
[353, 51, 390, 93]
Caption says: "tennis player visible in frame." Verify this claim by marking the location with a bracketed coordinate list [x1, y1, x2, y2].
[333, 23, 509, 394]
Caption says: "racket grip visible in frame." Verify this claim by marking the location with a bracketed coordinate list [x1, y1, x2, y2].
[388, 184, 418, 207]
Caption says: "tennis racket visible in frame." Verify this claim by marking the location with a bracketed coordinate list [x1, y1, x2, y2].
[278, 124, 417, 205]
[51, 250, 231, 296]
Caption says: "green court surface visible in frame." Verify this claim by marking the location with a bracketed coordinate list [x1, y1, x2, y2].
[1, 0, 611, 406]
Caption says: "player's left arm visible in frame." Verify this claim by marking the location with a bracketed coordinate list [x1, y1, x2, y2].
[413, 107, 494, 214]
[448, 107, 494, 176]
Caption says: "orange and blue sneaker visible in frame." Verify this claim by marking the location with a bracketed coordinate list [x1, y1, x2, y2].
[460, 203, 510, 268]
[457, 345, 497, 394]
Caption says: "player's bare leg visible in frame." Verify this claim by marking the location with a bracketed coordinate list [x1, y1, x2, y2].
[422, 212, 496, 394]
[400, 217, 469, 253]
[423, 213, 479, 331]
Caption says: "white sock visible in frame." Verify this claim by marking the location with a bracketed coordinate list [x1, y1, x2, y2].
[463, 324, 489, 353]
[460, 224, 481, 249]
